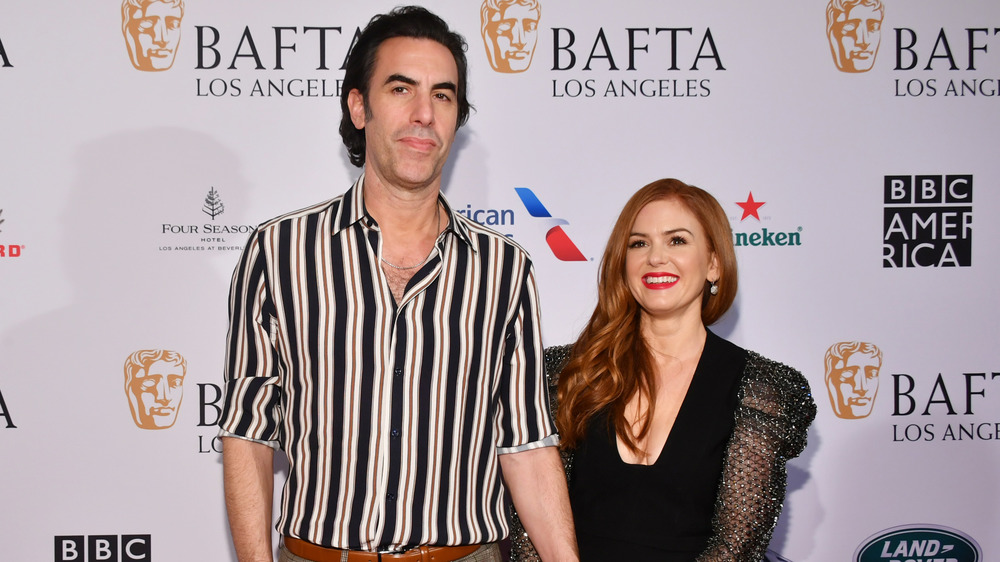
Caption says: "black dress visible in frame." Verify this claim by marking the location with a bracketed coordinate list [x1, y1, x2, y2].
[506, 332, 816, 561]
[569, 331, 746, 561]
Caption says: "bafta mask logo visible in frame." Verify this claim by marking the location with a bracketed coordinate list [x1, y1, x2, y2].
[124, 349, 187, 429]
[824, 342, 882, 419]
[826, 0, 884, 73]
[480, 0, 541, 73]
[121, 0, 185, 72]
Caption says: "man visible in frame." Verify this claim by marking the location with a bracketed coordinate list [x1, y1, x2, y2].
[124, 349, 186, 429]
[121, 0, 184, 71]
[219, 7, 577, 562]
[824, 341, 882, 419]
[480, 0, 541, 73]
[826, 0, 884, 73]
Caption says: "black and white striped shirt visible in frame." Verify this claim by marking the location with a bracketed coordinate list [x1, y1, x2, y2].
[219, 176, 556, 551]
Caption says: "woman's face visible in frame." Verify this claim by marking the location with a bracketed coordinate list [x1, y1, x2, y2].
[624, 198, 719, 323]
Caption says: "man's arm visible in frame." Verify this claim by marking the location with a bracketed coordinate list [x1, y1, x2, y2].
[500, 445, 579, 562]
[222, 436, 275, 562]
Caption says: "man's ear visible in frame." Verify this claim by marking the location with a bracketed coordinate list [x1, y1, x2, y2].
[348, 89, 366, 129]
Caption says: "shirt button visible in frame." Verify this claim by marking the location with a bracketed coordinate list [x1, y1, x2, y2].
[393, 368, 403, 377]
[387, 493, 396, 502]
[391, 429, 400, 438]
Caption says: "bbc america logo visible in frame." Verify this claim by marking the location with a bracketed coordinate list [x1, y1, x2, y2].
[55, 535, 151, 562]
[883, 175, 972, 268]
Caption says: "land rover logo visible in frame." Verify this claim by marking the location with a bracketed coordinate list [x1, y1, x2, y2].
[855, 525, 981, 562]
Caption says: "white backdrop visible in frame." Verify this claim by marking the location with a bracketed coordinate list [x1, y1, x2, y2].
[2, 1, 999, 560]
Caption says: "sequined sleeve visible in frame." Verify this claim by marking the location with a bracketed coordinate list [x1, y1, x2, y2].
[508, 345, 574, 562]
[696, 351, 817, 561]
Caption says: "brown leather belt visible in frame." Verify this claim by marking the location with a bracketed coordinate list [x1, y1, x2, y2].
[283, 537, 482, 562]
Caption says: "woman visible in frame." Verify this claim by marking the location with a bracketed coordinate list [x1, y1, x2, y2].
[510, 179, 816, 561]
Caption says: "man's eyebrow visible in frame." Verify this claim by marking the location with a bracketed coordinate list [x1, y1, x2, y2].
[384, 74, 457, 93]
[432, 81, 457, 93]
[385, 73, 417, 86]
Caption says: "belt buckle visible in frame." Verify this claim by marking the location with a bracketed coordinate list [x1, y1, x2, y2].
[376, 546, 413, 559]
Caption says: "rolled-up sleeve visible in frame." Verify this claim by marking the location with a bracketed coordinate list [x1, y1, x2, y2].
[496, 264, 558, 454]
[218, 229, 283, 447]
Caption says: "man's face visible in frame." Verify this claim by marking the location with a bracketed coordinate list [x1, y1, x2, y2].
[126, 1, 182, 71]
[348, 37, 459, 193]
[830, 4, 882, 72]
[485, 3, 540, 73]
[827, 351, 880, 419]
[129, 360, 184, 428]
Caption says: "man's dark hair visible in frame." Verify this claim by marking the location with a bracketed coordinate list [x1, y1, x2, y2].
[340, 6, 473, 167]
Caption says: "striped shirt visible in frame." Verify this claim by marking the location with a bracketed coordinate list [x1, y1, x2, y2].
[219, 176, 556, 551]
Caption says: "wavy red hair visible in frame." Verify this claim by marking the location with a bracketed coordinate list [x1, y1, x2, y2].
[556, 178, 738, 452]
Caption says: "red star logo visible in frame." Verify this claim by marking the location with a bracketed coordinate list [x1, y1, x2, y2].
[736, 192, 766, 221]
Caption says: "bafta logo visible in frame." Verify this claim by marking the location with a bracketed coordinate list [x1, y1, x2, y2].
[826, 0, 884, 73]
[121, 0, 185, 72]
[824, 342, 882, 419]
[124, 349, 187, 429]
[480, 0, 541, 73]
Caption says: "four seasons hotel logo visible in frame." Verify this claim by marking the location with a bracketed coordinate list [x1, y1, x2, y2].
[481, 0, 541, 73]
[122, 0, 185, 71]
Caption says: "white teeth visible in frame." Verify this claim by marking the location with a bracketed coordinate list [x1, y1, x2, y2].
[644, 275, 678, 284]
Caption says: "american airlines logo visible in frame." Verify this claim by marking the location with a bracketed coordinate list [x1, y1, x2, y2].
[513, 187, 587, 261]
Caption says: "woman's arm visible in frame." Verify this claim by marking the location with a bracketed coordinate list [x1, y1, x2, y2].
[698, 354, 816, 561]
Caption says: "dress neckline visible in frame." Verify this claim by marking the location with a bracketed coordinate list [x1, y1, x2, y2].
[613, 331, 718, 467]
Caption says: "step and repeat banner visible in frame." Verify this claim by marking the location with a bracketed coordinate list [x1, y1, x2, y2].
[2, 1, 999, 560]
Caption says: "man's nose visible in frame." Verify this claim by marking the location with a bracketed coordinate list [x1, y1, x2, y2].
[410, 95, 434, 126]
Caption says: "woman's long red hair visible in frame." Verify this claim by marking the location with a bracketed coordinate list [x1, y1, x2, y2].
[556, 179, 738, 453]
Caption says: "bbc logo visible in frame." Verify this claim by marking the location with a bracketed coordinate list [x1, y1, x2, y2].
[883, 174, 973, 268]
[54, 535, 150, 561]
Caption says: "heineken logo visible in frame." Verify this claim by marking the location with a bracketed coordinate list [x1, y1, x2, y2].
[855, 525, 981, 562]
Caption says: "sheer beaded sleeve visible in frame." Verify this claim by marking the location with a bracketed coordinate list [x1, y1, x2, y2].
[697, 352, 816, 561]
[508, 345, 574, 562]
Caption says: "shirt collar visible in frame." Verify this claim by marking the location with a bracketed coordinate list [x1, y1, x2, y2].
[334, 173, 475, 250]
